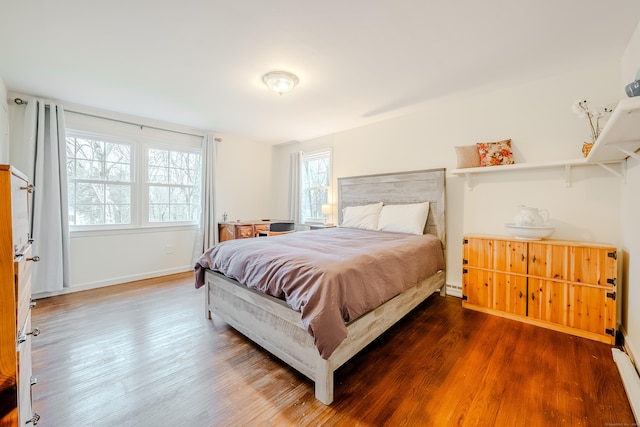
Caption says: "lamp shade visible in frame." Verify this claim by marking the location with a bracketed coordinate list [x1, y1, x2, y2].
[262, 71, 299, 95]
[321, 204, 331, 216]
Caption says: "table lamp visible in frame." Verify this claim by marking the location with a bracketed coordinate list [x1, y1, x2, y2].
[321, 204, 333, 225]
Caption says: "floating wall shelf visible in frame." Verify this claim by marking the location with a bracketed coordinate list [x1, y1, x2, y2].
[452, 97, 640, 190]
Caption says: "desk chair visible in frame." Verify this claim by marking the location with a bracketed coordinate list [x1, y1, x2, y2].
[258, 222, 295, 236]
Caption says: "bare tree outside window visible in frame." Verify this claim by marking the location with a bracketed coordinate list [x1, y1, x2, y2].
[66, 134, 132, 226]
[147, 148, 201, 223]
[66, 131, 202, 229]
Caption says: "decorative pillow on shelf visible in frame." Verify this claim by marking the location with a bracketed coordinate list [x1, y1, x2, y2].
[340, 202, 383, 230]
[454, 145, 481, 168]
[477, 139, 514, 167]
[377, 202, 430, 235]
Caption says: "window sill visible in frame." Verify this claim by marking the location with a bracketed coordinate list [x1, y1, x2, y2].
[70, 224, 198, 238]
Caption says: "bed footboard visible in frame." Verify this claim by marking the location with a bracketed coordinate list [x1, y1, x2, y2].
[204, 269, 445, 405]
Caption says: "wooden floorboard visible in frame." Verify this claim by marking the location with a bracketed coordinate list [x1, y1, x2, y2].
[30, 272, 634, 426]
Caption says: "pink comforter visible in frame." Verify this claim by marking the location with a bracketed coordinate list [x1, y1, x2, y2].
[194, 227, 444, 359]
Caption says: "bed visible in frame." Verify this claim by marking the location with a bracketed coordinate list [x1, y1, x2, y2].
[195, 168, 446, 404]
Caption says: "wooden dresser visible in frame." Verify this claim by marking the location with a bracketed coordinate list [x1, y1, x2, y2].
[0, 165, 40, 426]
[462, 234, 617, 344]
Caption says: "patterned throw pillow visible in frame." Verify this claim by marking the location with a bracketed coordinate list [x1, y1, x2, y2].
[477, 139, 514, 167]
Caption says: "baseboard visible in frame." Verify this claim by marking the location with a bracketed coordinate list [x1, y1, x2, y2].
[33, 266, 193, 299]
[445, 283, 462, 298]
[622, 325, 640, 370]
[612, 347, 640, 424]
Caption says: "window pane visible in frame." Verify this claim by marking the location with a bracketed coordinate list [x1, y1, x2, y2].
[76, 138, 103, 161]
[105, 205, 130, 224]
[75, 205, 104, 225]
[169, 167, 185, 185]
[148, 165, 168, 184]
[146, 148, 201, 223]
[66, 132, 133, 227]
[170, 187, 189, 204]
[149, 204, 169, 222]
[76, 182, 104, 205]
[148, 148, 168, 168]
[105, 142, 130, 163]
[170, 205, 189, 221]
[188, 153, 202, 187]
[75, 159, 103, 180]
[148, 149, 168, 184]
[105, 162, 130, 182]
[149, 186, 169, 204]
[106, 184, 131, 205]
[170, 151, 186, 169]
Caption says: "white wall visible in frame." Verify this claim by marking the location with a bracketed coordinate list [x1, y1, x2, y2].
[273, 61, 624, 296]
[216, 133, 274, 222]
[621, 159, 640, 358]
[620, 20, 640, 361]
[0, 76, 8, 163]
[69, 227, 198, 290]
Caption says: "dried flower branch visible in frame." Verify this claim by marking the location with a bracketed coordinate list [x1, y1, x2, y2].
[572, 100, 613, 142]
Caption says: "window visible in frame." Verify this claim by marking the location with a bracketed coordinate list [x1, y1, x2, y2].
[147, 148, 201, 223]
[66, 129, 202, 229]
[66, 133, 133, 226]
[301, 150, 331, 223]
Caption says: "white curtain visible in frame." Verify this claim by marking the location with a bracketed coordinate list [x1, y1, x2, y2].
[193, 134, 218, 260]
[21, 99, 70, 293]
[288, 151, 302, 224]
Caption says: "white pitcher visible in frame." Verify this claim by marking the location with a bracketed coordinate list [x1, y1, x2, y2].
[514, 204, 549, 226]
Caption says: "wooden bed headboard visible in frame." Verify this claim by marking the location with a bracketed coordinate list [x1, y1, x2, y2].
[337, 168, 446, 248]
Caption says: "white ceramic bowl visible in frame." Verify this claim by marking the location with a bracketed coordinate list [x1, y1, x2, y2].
[504, 223, 555, 240]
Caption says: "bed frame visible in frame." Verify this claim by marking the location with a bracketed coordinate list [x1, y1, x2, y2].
[204, 168, 446, 404]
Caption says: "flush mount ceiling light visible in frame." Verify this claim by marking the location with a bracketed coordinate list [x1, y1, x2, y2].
[262, 71, 299, 95]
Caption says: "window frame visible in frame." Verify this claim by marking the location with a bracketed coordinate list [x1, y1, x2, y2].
[300, 149, 332, 225]
[66, 129, 137, 231]
[142, 142, 203, 227]
[66, 129, 203, 232]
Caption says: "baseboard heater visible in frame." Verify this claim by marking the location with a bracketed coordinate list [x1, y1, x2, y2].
[612, 348, 640, 422]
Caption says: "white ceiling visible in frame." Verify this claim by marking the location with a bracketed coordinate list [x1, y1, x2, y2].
[1, 1, 640, 144]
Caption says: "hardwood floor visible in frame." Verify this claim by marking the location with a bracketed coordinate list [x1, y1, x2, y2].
[30, 272, 634, 426]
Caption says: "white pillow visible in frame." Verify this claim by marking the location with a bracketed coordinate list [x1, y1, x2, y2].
[377, 202, 430, 235]
[340, 202, 383, 230]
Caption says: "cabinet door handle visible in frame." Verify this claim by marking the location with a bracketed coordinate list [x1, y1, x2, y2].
[532, 255, 537, 263]
[26, 413, 40, 425]
[20, 184, 35, 193]
[17, 328, 39, 345]
[531, 293, 536, 301]
[30, 300, 37, 308]
[519, 291, 523, 298]
[521, 254, 525, 262]
[31, 376, 38, 386]
[27, 255, 40, 262]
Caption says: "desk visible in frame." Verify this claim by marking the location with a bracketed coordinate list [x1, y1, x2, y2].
[218, 220, 292, 242]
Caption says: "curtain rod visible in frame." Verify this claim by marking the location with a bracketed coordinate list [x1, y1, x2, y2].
[13, 97, 221, 141]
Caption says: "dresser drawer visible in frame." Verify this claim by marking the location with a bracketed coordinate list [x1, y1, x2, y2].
[218, 224, 233, 242]
[236, 225, 254, 239]
[17, 315, 34, 427]
[254, 224, 269, 236]
[15, 245, 33, 334]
